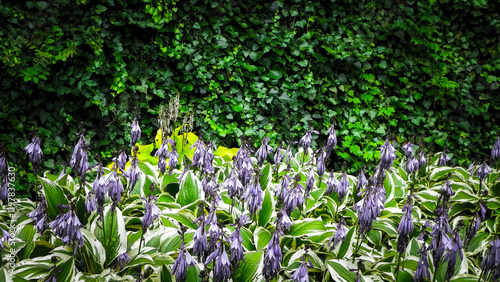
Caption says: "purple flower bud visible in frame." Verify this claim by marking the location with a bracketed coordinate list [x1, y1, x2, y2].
[92, 171, 107, 215]
[203, 176, 221, 203]
[0, 153, 7, 177]
[406, 157, 420, 174]
[203, 141, 216, 175]
[492, 136, 500, 160]
[85, 192, 97, 214]
[379, 140, 397, 170]
[155, 139, 171, 174]
[401, 142, 414, 158]
[191, 139, 206, 169]
[284, 182, 304, 215]
[476, 162, 491, 182]
[291, 253, 311, 282]
[70, 133, 90, 182]
[326, 124, 337, 157]
[356, 168, 367, 193]
[325, 171, 338, 195]
[329, 217, 347, 250]
[274, 143, 284, 165]
[418, 151, 427, 168]
[172, 242, 196, 282]
[130, 117, 141, 145]
[242, 175, 263, 217]
[114, 252, 132, 270]
[107, 170, 124, 211]
[397, 195, 413, 253]
[256, 137, 273, 166]
[415, 248, 430, 282]
[430, 206, 451, 266]
[316, 149, 326, 179]
[481, 237, 500, 281]
[337, 171, 349, 202]
[169, 147, 179, 173]
[263, 230, 282, 281]
[224, 169, 243, 200]
[24, 136, 43, 174]
[193, 210, 207, 262]
[443, 226, 463, 281]
[441, 180, 454, 199]
[276, 208, 292, 232]
[229, 215, 249, 268]
[142, 194, 161, 230]
[127, 155, 141, 191]
[438, 151, 451, 166]
[354, 180, 385, 236]
[299, 130, 319, 150]
[27, 193, 48, 234]
[305, 168, 315, 199]
[275, 175, 291, 204]
[0, 228, 11, 249]
[48, 206, 84, 254]
[116, 151, 128, 171]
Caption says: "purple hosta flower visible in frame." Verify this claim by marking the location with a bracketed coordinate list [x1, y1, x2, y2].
[291, 253, 312, 282]
[114, 252, 132, 270]
[191, 139, 206, 169]
[305, 168, 315, 200]
[354, 180, 385, 236]
[441, 180, 454, 200]
[356, 167, 367, 193]
[142, 194, 161, 231]
[299, 130, 319, 150]
[284, 182, 305, 215]
[92, 170, 107, 215]
[326, 123, 337, 158]
[203, 176, 221, 203]
[116, 150, 128, 171]
[205, 236, 232, 282]
[481, 237, 500, 281]
[379, 140, 397, 170]
[283, 142, 297, 165]
[127, 155, 140, 192]
[172, 241, 196, 282]
[229, 214, 249, 268]
[476, 162, 491, 182]
[274, 143, 284, 165]
[316, 149, 326, 179]
[474, 201, 487, 235]
[406, 157, 420, 174]
[108, 170, 124, 211]
[336, 171, 349, 202]
[276, 208, 292, 232]
[467, 162, 475, 178]
[325, 171, 339, 195]
[418, 151, 427, 168]
[0, 153, 8, 177]
[130, 117, 141, 145]
[85, 192, 97, 214]
[401, 141, 414, 158]
[48, 205, 84, 254]
[155, 139, 171, 174]
[415, 247, 431, 282]
[492, 136, 500, 161]
[275, 175, 291, 204]
[0, 177, 8, 203]
[397, 195, 414, 254]
[0, 227, 11, 249]
[193, 206, 207, 262]
[438, 151, 451, 166]
[27, 193, 48, 234]
[430, 206, 451, 266]
[239, 155, 254, 186]
[169, 146, 179, 173]
[24, 135, 43, 174]
[70, 133, 90, 182]
[256, 137, 273, 166]
[206, 204, 221, 244]
[263, 230, 282, 281]
[224, 169, 244, 200]
[329, 216, 347, 250]
[203, 141, 216, 175]
[243, 175, 263, 218]
[443, 225, 463, 282]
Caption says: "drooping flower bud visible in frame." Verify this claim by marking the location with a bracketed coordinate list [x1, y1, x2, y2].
[491, 136, 500, 161]
[438, 151, 451, 166]
[24, 135, 43, 174]
[70, 133, 90, 183]
[476, 162, 491, 182]
[130, 117, 141, 146]
[263, 230, 282, 281]
[48, 204, 84, 255]
[27, 193, 48, 234]
[142, 194, 161, 231]
[256, 137, 273, 166]
[379, 140, 397, 170]
[299, 130, 319, 151]
[401, 141, 414, 158]
[326, 123, 337, 158]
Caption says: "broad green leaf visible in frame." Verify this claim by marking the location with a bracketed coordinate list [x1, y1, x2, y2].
[176, 171, 201, 207]
[80, 229, 106, 274]
[17, 224, 36, 260]
[257, 188, 273, 227]
[0, 268, 13, 282]
[158, 264, 173, 282]
[39, 176, 68, 220]
[55, 256, 75, 282]
[90, 206, 127, 266]
[254, 227, 272, 251]
[287, 218, 326, 237]
[259, 163, 272, 190]
[326, 260, 357, 282]
[429, 166, 468, 181]
[231, 251, 264, 282]
[337, 226, 355, 259]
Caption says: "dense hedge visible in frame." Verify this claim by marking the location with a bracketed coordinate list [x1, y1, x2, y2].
[1, 0, 500, 193]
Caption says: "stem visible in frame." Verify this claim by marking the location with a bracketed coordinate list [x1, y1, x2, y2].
[138, 231, 144, 256]
[352, 233, 362, 263]
[395, 253, 401, 281]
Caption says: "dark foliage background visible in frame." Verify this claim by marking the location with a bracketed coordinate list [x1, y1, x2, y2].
[1, 0, 500, 193]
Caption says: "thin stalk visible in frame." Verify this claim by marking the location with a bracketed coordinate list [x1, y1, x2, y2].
[395, 253, 401, 281]
[352, 233, 362, 263]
